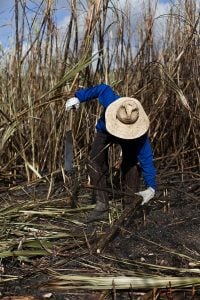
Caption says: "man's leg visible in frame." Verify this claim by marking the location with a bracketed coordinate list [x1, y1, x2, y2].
[87, 132, 110, 221]
[120, 140, 140, 203]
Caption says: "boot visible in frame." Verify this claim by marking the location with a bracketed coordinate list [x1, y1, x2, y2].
[86, 200, 109, 223]
[86, 210, 108, 223]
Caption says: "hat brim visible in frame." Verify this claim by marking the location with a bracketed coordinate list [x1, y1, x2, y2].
[105, 97, 149, 139]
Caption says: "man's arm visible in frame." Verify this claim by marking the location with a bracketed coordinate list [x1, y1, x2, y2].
[137, 135, 156, 190]
[75, 83, 119, 108]
[135, 135, 156, 205]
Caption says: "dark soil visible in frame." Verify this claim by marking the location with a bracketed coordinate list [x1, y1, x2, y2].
[0, 170, 200, 300]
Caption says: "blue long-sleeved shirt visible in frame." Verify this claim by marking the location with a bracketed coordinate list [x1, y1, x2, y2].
[75, 83, 156, 189]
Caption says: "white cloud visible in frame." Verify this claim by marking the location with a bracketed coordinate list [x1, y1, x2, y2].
[154, 2, 171, 43]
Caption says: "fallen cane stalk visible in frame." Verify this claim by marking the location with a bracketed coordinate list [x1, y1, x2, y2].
[42, 275, 200, 290]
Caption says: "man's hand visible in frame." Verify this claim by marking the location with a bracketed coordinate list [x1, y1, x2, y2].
[65, 97, 80, 111]
[136, 187, 155, 205]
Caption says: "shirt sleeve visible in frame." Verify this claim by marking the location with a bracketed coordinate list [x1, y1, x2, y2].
[75, 83, 119, 108]
[137, 135, 156, 190]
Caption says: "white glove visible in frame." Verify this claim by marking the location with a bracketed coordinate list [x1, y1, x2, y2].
[136, 187, 155, 205]
[65, 97, 80, 111]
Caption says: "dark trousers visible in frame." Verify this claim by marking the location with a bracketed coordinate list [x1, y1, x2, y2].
[88, 132, 140, 210]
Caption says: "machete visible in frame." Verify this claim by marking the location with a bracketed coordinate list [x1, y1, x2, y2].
[64, 109, 74, 172]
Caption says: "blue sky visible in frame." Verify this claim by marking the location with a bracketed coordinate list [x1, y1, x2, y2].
[0, 0, 69, 47]
[0, 0, 172, 48]
[0, 0, 13, 47]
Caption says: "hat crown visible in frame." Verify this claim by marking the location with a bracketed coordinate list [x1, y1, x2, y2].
[105, 97, 149, 139]
[116, 100, 139, 124]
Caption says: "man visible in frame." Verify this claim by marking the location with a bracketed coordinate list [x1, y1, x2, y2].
[65, 83, 156, 222]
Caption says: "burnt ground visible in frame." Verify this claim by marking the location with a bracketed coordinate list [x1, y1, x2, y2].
[0, 170, 200, 299]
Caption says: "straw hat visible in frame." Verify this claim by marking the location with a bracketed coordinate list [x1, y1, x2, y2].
[105, 97, 149, 139]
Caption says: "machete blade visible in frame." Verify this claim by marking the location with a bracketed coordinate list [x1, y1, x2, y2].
[64, 129, 74, 172]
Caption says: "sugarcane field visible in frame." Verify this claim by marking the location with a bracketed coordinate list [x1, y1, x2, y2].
[0, 0, 200, 299]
